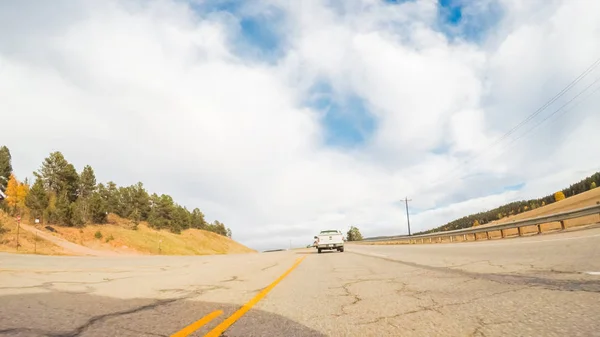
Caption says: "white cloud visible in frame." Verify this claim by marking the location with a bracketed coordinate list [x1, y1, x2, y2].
[1, 0, 600, 251]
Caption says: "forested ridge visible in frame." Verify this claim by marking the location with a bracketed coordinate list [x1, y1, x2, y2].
[0, 145, 231, 237]
[416, 172, 600, 235]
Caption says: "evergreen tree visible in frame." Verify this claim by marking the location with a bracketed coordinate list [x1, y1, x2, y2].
[78, 165, 97, 223]
[0, 146, 12, 192]
[35, 152, 79, 202]
[191, 208, 207, 229]
[79, 165, 97, 199]
[88, 191, 108, 223]
[70, 200, 85, 227]
[54, 192, 72, 226]
[25, 178, 49, 220]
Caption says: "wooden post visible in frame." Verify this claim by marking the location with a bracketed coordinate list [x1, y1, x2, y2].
[485, 231, 490, 240]
[501, 229, 505, 238]
[537, 224, 542, 234]
[518, 227, 523, 236]
[560, 220, 566, 230]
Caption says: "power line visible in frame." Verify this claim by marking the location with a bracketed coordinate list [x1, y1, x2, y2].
[473, 78, 600, 166]
[428, 56, 600, 186]
[441, 76, 600, 184]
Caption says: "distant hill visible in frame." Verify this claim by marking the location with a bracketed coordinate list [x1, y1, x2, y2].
[416, 171, 600, 235]
[0, 211, 256, 256]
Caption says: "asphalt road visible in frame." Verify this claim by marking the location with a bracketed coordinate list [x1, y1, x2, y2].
[1, 226, 600, 337]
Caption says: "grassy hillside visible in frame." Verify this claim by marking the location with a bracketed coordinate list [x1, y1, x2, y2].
[0, 212, 256, 256]
[418, 171, 600, 235]
[0, 211, 68, 255]
[489, 186, 600, 228]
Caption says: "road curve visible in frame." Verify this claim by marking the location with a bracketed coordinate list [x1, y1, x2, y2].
[1, 226, 600, 336]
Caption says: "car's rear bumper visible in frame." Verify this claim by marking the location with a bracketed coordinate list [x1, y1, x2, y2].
[317, 244, 343, 249]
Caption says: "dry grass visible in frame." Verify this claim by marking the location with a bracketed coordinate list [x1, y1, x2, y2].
[37, 214, 256, 256]
[0, 210, 256, 256]
[490, 186, 600, 226]
[0, 211, 68, 255]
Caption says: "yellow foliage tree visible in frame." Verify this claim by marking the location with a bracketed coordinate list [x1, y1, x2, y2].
[472, 219, 480, 227]
[17, 182, 29, 210]
[554, 191, 566, 202]
[591, 181, 597, 189]
[4, 174, 19, 211]
[4, 174, 29, 214]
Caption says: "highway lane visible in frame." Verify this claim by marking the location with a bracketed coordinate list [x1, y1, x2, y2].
[1, 227, 599, 337]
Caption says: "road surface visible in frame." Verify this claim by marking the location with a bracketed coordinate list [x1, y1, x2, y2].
[1, 226, 599, 336]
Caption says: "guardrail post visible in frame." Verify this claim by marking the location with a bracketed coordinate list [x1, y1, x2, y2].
[450, 236, 453, 242]
[537, 224, 542, 234]
[500, 229, 505, 238]
[421, 238, 424, 244]
[560, 220, 566, 230]
[463, 234, 467, 241]
[517, 227, 523, 236]
[429, 238, 432, 243]
[485, 231, 490, 240]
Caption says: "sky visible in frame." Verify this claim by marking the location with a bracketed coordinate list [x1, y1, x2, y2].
[1, 0, 600, 251]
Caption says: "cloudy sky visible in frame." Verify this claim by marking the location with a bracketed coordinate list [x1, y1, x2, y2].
[1, 0, 599, 251]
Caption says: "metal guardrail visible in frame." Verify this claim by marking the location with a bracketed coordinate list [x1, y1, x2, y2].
[360, 204, 600, 243]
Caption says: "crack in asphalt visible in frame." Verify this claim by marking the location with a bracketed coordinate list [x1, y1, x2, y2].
[357, 285, 532, 326]
[50, 298, 182, 337]
[469, 317, 513, 337]
[0, 284, 226, 337]
[0, 277, 137, 293]
[261, 263, 278, 271]
[221, 276, 243, 283]
[349, 251, 600, 293]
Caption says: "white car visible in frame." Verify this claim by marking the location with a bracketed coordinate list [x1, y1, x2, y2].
[314, 230, 345, 253]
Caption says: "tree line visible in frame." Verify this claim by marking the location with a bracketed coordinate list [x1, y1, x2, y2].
[0, 146, 232, 237]
[416, 171, 600, 235]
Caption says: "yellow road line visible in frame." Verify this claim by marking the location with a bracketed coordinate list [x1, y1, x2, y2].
[203, 257, 306, 337]
[171, 310, 223, 337]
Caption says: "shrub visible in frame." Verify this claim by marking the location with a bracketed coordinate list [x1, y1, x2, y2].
[94, 230, 102, 239]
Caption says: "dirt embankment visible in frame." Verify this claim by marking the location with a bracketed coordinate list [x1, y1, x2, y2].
[0, 212, 256, 256]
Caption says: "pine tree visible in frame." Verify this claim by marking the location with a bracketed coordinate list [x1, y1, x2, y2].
[79, 165, 97, 199]
[191, 208, 207, 229]
[35, 152, 79, 202]
[25, 178, 50, 221]
[78, 165, 97, 223]
[55, 192, 72, 226]
[88, 191, 107, 223]
[0, 146, 12, 192]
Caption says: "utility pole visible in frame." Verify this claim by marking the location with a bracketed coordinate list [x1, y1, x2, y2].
[404, 197, 412, 236]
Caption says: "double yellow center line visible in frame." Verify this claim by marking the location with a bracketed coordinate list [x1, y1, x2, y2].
[171, 256, 306, 337]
